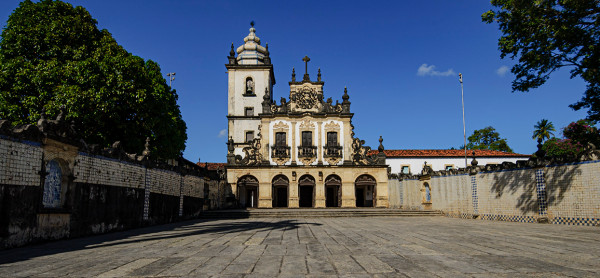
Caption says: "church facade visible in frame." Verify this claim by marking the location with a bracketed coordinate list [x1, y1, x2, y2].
[225, 25, 389, 208]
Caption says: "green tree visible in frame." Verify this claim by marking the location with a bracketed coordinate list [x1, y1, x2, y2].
[0, 0, 186, 158]
[542, 138, 583, 158]
[482, 0, 600, 120]
[562, 119, 600, 147]
[465, 126, 514, 152]
[532, 119, 556, 143]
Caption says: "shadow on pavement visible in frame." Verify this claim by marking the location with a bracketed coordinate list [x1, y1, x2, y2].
[0, 218, 321, 265]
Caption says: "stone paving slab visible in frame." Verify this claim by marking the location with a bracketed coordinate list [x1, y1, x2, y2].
[0, 217, 599, 277]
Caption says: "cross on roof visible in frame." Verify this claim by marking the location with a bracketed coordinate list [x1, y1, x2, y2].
[302, 56, 310, 75]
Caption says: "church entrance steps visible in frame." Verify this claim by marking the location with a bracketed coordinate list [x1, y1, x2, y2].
[200, 208, 443, 219]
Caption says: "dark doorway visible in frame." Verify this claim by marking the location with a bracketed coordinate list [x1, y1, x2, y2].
[355, 175, 376, 207]
[326, 186, 338, 207]
[245, 187, 258, 208]
[298, 175, 315, 208]
[238, 175, 259, 208]
[355, 188, 365, 207]
[299, 186, 313, 207]
[275, 187, 288, 207]
[272, 175, 289, 208]
[325, 175, 341, 207]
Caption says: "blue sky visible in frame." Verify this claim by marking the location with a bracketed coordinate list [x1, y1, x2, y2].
[0, 1, 589, 163]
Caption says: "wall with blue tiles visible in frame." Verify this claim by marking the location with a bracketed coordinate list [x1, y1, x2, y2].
[396, 160, 600, 226]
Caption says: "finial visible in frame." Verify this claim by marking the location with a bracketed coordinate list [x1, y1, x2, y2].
[378, 136, 384, 152]
[317, 68, 321, 82]
[471, 150, 478, 166]
[302, 56, 310, 81]
[250, 21, 255, 27]
[292, 67, 296, 82]
[229, 43, 235, 57]
[265, 43, 269, 56]
[263, 87, 270, 100]
[342, 86, 349, 101]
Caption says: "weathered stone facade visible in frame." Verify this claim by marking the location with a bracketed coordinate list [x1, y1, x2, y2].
[225, 25, 388, 208]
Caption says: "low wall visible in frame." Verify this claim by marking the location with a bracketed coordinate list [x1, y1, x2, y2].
[390, 160, 600, 226]
[0, 133, 220, 249]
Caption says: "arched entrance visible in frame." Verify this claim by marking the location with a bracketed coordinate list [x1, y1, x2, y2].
[237, 175, 258, 208]
[325, 175, 341, 207]
[355, 175, 376, 207]
[272, 175, 289, 208]
[298, 175, 315, 208]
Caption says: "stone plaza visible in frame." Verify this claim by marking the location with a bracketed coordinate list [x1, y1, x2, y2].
[1, 216, 599, 277]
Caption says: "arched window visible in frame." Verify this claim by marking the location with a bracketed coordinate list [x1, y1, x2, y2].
[424, 183, 431, 203]
[42, 160, 62, 208]
[245, 77, 254, 95]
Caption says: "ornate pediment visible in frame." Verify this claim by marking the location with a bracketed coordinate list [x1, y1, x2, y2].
[273, 121, 289, 130]
[299, 119, 315, 129]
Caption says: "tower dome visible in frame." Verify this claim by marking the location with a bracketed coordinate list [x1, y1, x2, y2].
[236, 23, 268, 65]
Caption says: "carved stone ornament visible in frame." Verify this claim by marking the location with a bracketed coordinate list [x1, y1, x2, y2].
[324, 121, 340, 131]
[299, 153, 316, 166]
[324, 175, 341, 185]
[271, 151, 290, 166]
[299, 119, 315, 129]
[294, 87, 318, 109]
[273, 121, 289, 130]
[234, 138, 263, 166]
[351, 137, 384, 165]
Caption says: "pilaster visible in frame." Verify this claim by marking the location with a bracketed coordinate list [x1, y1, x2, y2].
[341, 181, 355, 208]
[258, 181, 272, 208]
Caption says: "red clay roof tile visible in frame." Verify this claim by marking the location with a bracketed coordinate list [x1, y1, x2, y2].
[367, 149, 530, 158]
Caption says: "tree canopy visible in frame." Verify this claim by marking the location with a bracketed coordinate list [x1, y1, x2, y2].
[465, 126, 514, 153]
[0, 0, 187, 159]
[532, 119, 556, 143]
[483, 0, 600, 120]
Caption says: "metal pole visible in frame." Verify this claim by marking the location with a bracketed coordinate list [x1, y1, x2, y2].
[459, 73, 467, 168]
[167, 72, 176, 88]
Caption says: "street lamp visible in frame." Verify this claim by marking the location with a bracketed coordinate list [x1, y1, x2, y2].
[459, 73, 467, 168]
[167, 72, 176, 88]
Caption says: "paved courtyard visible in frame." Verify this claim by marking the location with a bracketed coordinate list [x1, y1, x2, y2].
[0, 216, 599, 277]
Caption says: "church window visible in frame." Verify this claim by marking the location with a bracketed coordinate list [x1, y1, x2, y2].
[42, 160, 62, 208]
[401, 166, 410, 174]
[302, 131, 312, 146]
[327, 132, 338, 146]
[245, 131, 254, 142]
[245, 107, 254, 116]
[245, 77, 254, 95]
[275, 132, 286, 146]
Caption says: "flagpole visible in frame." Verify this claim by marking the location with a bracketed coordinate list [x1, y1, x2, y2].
[459, 73, 467, 168]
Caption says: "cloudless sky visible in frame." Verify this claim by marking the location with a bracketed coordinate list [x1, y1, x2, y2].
[0, 1, 589, 163]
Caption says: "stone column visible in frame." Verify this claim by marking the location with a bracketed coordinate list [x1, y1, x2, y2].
[289, 177, 299, 208]
[258, 181, 272, 208]
[341, 180, 355, 208]
[314, 173, 326, 208]
[291, 122, 297, 165]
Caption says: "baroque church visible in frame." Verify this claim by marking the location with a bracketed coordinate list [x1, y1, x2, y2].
[225, 24, 389, 208]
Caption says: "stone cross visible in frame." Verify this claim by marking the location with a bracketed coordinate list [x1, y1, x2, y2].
[302, 56, 310, 80]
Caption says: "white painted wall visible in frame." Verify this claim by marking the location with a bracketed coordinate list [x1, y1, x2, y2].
[387, 156, 528, 175]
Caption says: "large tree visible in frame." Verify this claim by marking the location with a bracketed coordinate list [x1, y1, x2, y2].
[0, 0, 186, 159]
[465, 126, 514, 152]
[482, 0, 600, 120]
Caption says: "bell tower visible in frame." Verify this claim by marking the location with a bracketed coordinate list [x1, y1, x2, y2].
[226, 23, 275, 157]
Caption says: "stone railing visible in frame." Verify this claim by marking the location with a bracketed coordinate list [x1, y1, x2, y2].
[271, 145, 290, 159]
[298, 145, 317, 158]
